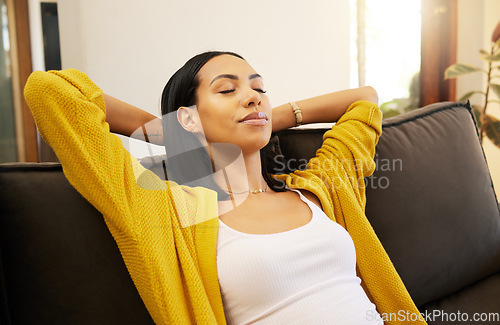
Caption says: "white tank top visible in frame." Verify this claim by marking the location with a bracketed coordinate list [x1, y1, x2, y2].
[217, 190, 382, 325]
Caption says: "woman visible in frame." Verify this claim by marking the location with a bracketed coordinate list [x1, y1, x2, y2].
[24, 51, 424, 324]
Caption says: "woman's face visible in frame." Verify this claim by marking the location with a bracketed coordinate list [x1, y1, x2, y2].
[194, 54, 272, 154]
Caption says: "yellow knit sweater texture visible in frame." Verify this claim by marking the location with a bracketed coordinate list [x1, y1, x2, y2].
[24, 69, 426, 325]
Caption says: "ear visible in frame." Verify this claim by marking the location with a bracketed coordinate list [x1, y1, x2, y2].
[177, 106, 203, 133]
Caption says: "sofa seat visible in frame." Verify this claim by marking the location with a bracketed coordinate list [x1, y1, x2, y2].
[420, 273, 500, 324]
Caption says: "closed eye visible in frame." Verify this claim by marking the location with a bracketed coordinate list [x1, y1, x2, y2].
[219, 89, 266, 94]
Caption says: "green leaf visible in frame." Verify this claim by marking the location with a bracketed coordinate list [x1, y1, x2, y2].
[382, 109, 401, 118]
[491, 54, 500, 61]
[483, 114, 500, 148]
[380, 101, 402, 118]
[444, 63, 482, 79]
[489, 83, 500, 98]
[380, 101, 396, 111]
[458, 91, 483, 101]
[472, 105, 483, 129]
[481, 50, 500, 61]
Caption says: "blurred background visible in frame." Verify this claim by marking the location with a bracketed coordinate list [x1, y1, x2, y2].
[1, 0, 499, 193]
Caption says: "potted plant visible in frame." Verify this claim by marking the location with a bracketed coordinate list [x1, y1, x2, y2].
[444, 21, 500, 148]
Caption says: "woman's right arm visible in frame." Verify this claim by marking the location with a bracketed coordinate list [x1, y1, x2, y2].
[24, 69, 164, 229]
[104, 93, 164, 145]
[25, 70, 223, 323]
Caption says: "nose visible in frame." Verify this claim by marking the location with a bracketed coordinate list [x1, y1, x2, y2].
[242, 87, 262, 109]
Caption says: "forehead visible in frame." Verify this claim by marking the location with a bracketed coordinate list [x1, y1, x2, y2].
[198, 55, 259, 85]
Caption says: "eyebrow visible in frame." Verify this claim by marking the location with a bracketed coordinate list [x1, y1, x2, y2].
[209, 73, 262, 86]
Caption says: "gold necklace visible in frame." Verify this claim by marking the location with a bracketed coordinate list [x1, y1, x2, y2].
[227, 183, 268, 195]
[249, 187, 268, 194]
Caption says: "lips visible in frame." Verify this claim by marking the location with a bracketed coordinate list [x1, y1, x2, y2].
[239, 111, 268, 126]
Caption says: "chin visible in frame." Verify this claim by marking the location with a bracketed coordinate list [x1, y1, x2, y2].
[222, 128, 272, 153]
[254, 136, 273, 151]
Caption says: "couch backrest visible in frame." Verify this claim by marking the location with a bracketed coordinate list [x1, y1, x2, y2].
[0, 164, 154, 324]
[367, 101, 500, 306]
[276, 101, 500, 307]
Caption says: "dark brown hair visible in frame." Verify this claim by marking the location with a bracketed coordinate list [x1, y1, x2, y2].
[160, 51, 286, 199]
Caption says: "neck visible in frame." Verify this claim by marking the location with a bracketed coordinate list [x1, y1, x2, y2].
[241, 150, 267, 191]
[209, 143, 267, 195]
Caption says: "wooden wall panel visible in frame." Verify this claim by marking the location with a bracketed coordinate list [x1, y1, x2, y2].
[420, 0, 457, 107]
[12, 0, 38, 161]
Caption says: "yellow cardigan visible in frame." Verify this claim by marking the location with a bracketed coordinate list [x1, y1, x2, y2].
[24, 69, 425, 325]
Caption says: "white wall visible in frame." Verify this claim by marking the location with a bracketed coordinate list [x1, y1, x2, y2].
[56, 0, 350, 158]
[457, 0, 500, 196]
[57, 0, 351, 117]
[43, 0, 500, 195]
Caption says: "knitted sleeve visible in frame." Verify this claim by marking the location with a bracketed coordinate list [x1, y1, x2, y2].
[284, 100, 382, 211]
[24, 69, 225, 324]
[23, 69, 159, 233]
[313, 100, 382, 206]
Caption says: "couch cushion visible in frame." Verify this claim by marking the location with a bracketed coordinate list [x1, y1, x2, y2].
[0, 163, 154, 325]
[364, 101, 500, 307]
[420, 272, 500, 324]
[276, 101, 500, 308]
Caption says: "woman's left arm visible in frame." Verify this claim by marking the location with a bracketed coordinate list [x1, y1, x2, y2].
[272, 86, 378, 132]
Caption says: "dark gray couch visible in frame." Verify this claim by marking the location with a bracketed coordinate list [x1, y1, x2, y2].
[1, 101, 499, 324]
